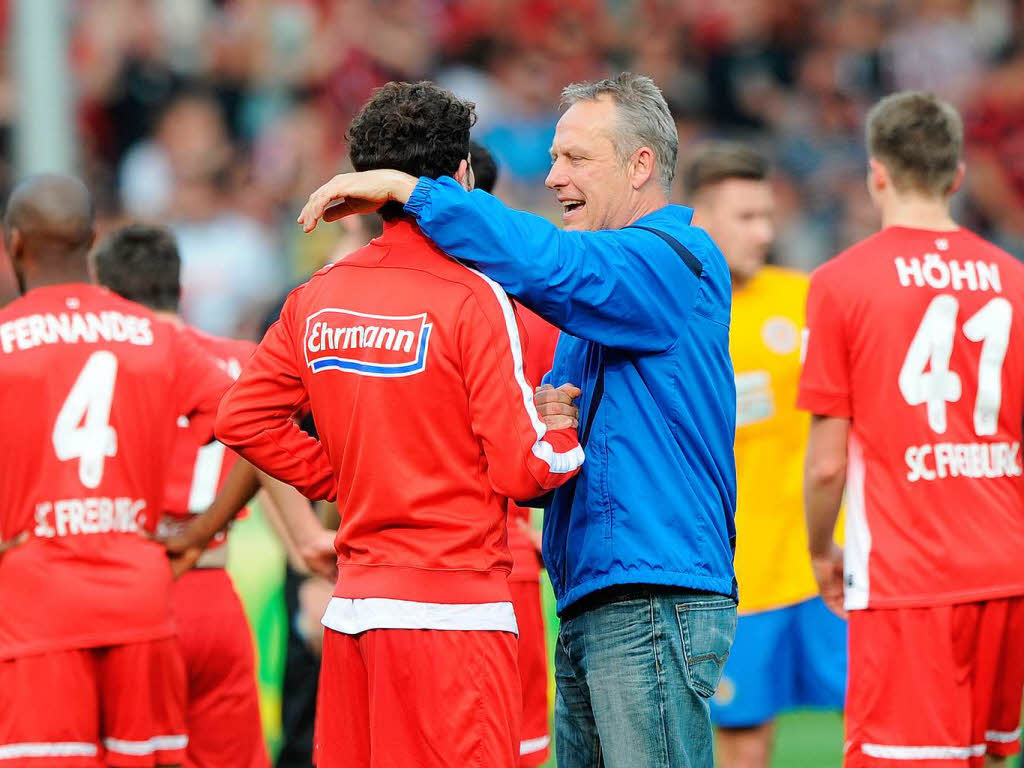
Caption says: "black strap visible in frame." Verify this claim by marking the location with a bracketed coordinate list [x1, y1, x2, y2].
[630, 225, 703, 278]
[570, 225, 700, 443]
[579, 353, 604, 448]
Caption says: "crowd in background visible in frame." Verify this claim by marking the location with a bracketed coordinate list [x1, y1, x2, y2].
[1, 0, 1023, 338]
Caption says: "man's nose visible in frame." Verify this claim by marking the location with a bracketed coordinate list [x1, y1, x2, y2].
[545, 159, 568, 190]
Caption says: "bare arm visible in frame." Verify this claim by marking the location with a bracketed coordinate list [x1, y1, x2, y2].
[804, 414, 850, 617]
[161, 459, 262, 576]
[257, 470, 337, 580]
[169, 460, 261, 555]
[0, 531, 28, 562]
[163, 460, 335, 580]
[257, 488, 309, 574]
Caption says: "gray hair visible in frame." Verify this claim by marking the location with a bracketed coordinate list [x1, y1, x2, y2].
[560, 72, 678, 194]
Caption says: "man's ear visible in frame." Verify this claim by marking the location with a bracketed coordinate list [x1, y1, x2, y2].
[631, 147, 656, 190]
[947, 162, 966, 197]
[867, 157, 889, 194]
[7, 228, 23, 266]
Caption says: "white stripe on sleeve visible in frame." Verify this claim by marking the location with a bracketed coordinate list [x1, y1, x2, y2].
[462, 266, 585, 474]
[520, 735, 551, 756]
[986, 728, 1021, 743]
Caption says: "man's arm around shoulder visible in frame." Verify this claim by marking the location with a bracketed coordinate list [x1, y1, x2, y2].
[300, 172, 701, 352]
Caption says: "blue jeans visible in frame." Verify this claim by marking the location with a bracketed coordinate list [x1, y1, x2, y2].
[554, 587, 737, 768]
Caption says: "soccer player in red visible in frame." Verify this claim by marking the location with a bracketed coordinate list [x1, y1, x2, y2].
[215, 82, 584, 768]
[0, 175, 231, 767]
[91, 224, 272, 768]
[799, 91, 1024, 768]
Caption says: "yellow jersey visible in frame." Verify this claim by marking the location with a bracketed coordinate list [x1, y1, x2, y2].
[730, 266, 819, 614]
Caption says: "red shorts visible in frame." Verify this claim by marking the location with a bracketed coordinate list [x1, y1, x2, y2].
[509, 579, 550, 766]
[172, 569, 268, 768]
[314, 627, 521, 768]
[0, 638, 186, 768]
[846, 597, 1024, 767]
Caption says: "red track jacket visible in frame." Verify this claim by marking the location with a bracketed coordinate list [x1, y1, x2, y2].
[216, 219, 583, 612]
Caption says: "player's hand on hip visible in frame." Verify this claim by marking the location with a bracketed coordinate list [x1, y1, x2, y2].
[167, 545, 204, 579]
[297, 170, 419, 233]
[535, 383, 581, 430]
[299, 527, 339, 581]
[0, 530, 28, 561]
[516, 517, 544, 555]
[151, 518, 209, 579]
[811, 543, 847, 618]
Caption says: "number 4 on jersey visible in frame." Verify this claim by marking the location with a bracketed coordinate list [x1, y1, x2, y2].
[52, 351, 119, 488]
[899, 295, 1012, 436]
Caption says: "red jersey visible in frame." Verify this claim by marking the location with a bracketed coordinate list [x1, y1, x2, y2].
[798, 227, 1024, 610]
[161, 328, 255, 553]
[0, 283, 231, 659]
[508, 305, 560, 582]
[216, 220, 583, 631]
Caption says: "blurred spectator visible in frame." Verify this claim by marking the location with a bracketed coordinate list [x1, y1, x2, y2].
[701, 0, 796, 131]
[883, 0, 986, 104]
[481, 47, 562, 186]
[965, 43, 1024, 255]
[120, 91, 282, 337]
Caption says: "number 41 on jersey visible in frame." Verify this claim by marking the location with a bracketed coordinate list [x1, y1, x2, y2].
[899, 295, 1012, 437]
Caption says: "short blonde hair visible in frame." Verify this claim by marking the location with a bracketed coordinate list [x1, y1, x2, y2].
[681, 142, 769, 197]
[866, 91, 963, 197]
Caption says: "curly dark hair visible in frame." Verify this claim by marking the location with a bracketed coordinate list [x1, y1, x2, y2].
[347, 81, 476, 219]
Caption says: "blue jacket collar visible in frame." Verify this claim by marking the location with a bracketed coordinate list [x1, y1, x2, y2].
[631, 204, 694, 228]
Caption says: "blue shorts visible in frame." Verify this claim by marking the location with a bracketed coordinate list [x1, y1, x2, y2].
[710, 596, 846, 728]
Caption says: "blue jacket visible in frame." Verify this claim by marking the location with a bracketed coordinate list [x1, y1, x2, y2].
[405, 177, 737, 613]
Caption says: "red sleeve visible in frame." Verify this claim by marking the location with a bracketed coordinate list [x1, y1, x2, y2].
[797, 269, 852, 418]
[459, 285, 584, 502]
[171, 326, 234, 444]
[214, 293, 336, 501]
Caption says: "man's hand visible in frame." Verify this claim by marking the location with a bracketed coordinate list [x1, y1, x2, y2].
[160, 536, 204, 577]
[534, 383, 581, 430]
[155, 517, 214, 579]
[811, 543, 847, 618]
[297, 170, 419, 233]
[298, 528, 338, 581]
[516, 517, 543, 555]
[0, 531, 28, 561]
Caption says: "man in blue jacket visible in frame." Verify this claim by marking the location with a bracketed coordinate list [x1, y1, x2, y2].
[298, 72, 738, 768]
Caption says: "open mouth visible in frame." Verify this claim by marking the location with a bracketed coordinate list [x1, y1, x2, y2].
[561, 200, 585, 216]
